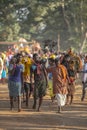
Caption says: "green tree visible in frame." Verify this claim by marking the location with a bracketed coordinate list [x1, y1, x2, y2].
[0, 0, 87, 52]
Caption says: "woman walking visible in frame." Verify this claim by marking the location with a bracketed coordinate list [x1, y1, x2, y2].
[30, 53, 48, 111]
[8, 55, 24, 112]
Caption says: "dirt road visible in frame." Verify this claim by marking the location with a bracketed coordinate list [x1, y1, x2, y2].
[0, 83, 87, 130]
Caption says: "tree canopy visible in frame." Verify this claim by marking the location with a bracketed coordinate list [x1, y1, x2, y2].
[0, 0, 87, 52]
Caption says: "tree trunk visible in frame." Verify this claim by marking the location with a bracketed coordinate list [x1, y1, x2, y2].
[61, 0, 72, 35]
[57, 34, 60, 53]
[80, 32, 87, 53]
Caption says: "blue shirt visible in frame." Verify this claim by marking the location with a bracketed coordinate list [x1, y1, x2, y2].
[9, 64, 24, 82]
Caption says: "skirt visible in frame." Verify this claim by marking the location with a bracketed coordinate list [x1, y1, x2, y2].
[56, 93, 66, 106]
[8, 80, 22, 97]
[34, 80, 47, 99]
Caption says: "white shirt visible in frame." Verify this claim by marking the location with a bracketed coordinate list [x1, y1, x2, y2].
[83, 63, 87, 82]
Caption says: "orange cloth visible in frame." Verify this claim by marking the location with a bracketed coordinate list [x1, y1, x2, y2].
[58, 64, 68, 82]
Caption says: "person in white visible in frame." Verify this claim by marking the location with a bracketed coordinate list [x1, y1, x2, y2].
[81, 55, 87, 101]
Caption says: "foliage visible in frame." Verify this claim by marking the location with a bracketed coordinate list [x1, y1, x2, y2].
[0, 0, 87, 52]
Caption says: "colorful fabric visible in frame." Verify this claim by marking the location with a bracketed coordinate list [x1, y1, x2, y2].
[47, 65, 68, 95]
[74, 56, 83, 71]
[22, 57, 32, 83]
[22, 57, 32, 75]
[31, 63, 46, 81]
[58, 64, 68, 82]
[1, 70, 6, 78]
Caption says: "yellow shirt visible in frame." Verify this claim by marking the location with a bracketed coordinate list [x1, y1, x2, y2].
[22, 57, 33, 83]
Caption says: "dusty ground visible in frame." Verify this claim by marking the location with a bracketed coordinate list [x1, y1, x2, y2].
[0, 82, 87, 130]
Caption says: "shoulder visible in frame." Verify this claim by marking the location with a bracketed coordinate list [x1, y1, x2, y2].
[18, 64, 23, 69]
[18, 64, 24, 72]
[58, 64, 67, 73]
[58, 64, 65, 69]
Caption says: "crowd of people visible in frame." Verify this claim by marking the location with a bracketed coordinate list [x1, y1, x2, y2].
[0, 41, 87, 113]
